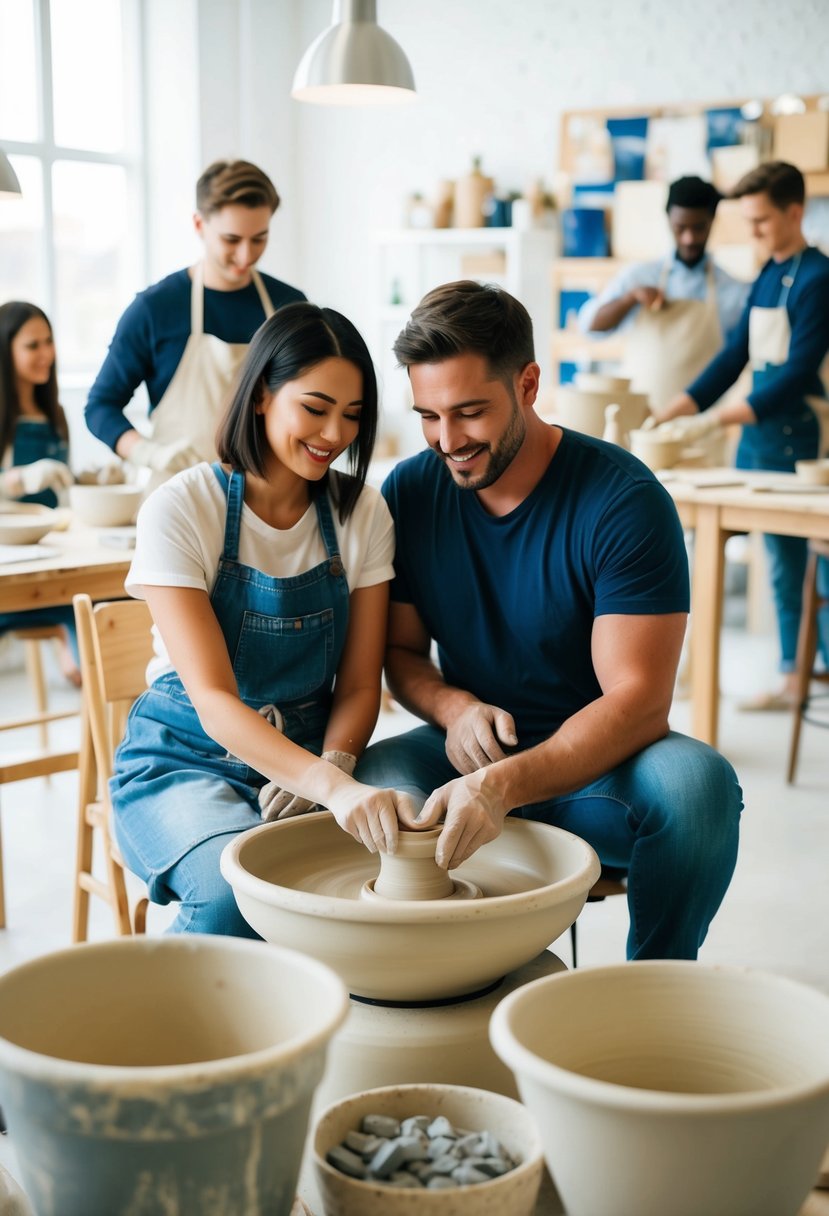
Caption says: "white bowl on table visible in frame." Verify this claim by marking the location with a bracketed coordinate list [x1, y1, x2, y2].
[0, 503, 57, 545]
[68, 483, 143, 527]
[795, 459, 829, 486]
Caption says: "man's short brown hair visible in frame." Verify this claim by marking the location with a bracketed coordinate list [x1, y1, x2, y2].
[393, 280, 535, 382]
[196, 160, 280, 217]
[731, 160, 805, 209]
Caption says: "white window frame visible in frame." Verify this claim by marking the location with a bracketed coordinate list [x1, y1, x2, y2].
[1, 0, 147, 384]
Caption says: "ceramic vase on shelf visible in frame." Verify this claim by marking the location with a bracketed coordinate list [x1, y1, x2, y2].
[454, 155, 493, 228]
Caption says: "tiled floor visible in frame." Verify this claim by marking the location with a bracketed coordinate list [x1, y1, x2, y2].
[0, 617, 827, 991]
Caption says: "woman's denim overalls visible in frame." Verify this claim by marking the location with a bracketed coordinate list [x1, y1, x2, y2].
[0, 419, 75, 646]
[111, 463, 349, 935]
[13, 416, 70, 508]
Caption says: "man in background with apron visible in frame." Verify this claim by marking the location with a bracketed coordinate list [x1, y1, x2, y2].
[658, 161, 829, 711]
[85, 160, 305, 488]
[578, 176, 748, 412]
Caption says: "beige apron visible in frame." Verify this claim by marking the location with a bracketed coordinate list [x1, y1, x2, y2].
[749, 250, 829, 455]
[146, 263, 275, 489]
[622, 259, 722, 412]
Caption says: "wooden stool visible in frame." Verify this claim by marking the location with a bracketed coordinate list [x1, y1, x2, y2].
[787, 539, 829, 784]
[12, 625, 73, 749]
[569, 866, 628, 968]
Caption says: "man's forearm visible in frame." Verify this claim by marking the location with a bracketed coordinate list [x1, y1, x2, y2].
[587, 292, 637, 333]
[483, 686, 671, 810]
[385, 645, 477, 731]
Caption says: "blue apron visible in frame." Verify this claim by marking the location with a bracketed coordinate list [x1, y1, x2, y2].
[12, 417, 69, 507]
[111, 463, 349, 893]
[736, 252, 820, 472]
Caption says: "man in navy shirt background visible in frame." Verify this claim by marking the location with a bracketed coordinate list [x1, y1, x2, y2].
[658, 161, 829, 710]
[85, 159, 305, 486]
[357, 280, 742, 960]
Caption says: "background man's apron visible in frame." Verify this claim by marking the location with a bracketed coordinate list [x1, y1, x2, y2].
[623, 259, 722, 413]
[146, 263, 275, 490]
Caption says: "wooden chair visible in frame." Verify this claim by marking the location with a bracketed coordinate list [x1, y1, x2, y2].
[787, 539, 829, 784]
[72, 594, 152, 941]
[569, 866, 628, 968]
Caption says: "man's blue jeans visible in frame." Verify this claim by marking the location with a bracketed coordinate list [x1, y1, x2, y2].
[356, 727, 742, 961]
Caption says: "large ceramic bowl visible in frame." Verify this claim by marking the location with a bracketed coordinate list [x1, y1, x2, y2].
[795, 458, 829, 486]
[490, 962, 829, 1216]
[0, 936, 349, 1216]
[68, 483, 143, 526]
[0, 502, 56, 544]
[221, 813, 600, 1002]
[312, 1083, 544, 1216]
[574, 371, 632, 394]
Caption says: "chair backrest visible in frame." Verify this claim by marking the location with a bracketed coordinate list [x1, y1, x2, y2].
[73, 594, 154, 783]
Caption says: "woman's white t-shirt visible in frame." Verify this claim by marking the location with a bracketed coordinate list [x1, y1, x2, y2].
[126, 463, 395, 683]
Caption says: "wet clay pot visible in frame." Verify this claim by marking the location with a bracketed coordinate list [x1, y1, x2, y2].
[221, 813, 600, 1002]
[490, 962, 829, 1216]
[0, 936, 348, 1216]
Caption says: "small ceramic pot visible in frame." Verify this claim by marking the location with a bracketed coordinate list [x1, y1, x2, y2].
[68, 483, 143, 526]
[628, 428, 687, 471]
[555, 386, 650, 440]
[490, 962, 829, 1216]
[312, 1083, 544, 1216]
[372, 828, 454, 900]
[795, 459, 829, 486]
[0, 936, 349, 1216]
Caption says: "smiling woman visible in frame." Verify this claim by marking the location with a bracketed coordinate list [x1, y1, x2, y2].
[107, 301, 418, 940]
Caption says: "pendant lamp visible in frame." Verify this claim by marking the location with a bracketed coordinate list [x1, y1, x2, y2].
[292, 0, 416, 105]
[0, 149, 22, 198]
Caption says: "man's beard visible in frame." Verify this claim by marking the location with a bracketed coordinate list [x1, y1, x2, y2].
[438, 400, 526, 491]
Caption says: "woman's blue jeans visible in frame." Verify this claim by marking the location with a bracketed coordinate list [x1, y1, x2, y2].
[356, 727, 743, 961]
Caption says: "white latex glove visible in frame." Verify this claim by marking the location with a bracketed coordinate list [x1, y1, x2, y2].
[655, 411, 721, 442]
[258, 750, 357, 822]
[11, 459, 74, 496]
[445, 702, 517, 775]
[127, 437, 201, 474]
[76, 463, 125, 486]
[326, 781, 420, 855]
[413, 769, 511, 870]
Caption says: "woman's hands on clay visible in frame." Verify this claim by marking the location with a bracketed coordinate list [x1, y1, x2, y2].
[326, 781, 420, 855]
[411, 770, 511, 870]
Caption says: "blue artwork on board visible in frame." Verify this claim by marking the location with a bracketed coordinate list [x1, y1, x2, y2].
[706, 107, 744, 151]
[606, 117, 649, 182]
[559, 290, 591, 329]
[561, 208, 609, 257]
[559, 361, 578, 385]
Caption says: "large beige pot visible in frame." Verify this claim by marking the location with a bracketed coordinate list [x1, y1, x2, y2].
[0, 936, 349, 1216]
[555, 385, 650, 440]
[490, 962, 829, 1216]
[221, 813, 600, 1002]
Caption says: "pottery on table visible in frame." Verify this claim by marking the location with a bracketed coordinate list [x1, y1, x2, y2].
[555, 385, 651, 441]
[795, 458, 829, 486]
[221, 812, 600, 1002]
[489, 961, 829, 1216]
[627, 427, 688, 471]
[0, 936, 349, 1216]
[312, 1083, 544, 1216]
[0, 502, 56, 545]
[68, 482, 143, 527]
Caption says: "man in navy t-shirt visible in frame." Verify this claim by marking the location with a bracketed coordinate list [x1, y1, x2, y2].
[357, 281, 742, 960]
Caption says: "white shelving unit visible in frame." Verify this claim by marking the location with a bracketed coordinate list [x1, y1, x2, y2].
[372, 228, 557, 459]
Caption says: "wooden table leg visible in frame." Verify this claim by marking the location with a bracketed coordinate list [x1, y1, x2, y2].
[689, 504, 733, 748]
[71, 697, 97, 943]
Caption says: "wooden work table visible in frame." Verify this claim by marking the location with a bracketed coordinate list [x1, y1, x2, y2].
[662, 468, 829, 749]
[0, 524, 133, 614]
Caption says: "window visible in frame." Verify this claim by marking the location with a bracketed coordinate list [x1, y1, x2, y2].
[0, 0, 144, 389]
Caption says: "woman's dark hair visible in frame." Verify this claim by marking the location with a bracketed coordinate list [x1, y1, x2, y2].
[216, 302, 378, 521]
[0, 301, 66, 458]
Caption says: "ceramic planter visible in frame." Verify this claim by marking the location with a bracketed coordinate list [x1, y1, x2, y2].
[490, 961, 829, 1216]
[0, 936, 349, 1216]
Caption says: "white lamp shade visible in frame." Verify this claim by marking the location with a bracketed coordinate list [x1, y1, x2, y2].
[0, 149, 22, 198]
[292, 0, 416, 105]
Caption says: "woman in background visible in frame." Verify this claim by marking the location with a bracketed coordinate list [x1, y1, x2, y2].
[0, 301, 78, 683]
[110, 301, 416, 936]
